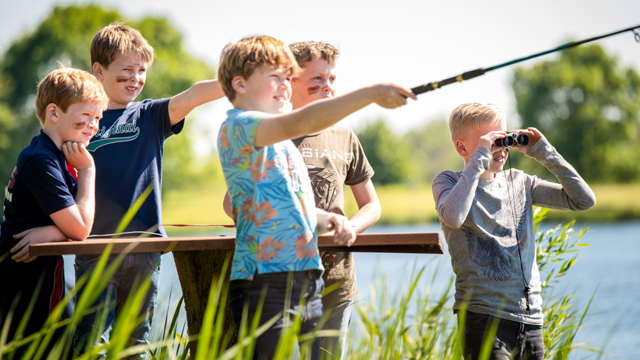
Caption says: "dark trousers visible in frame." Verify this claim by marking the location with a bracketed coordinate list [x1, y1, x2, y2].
[230, 270, 324, 360]
[461, 311, 544, 360]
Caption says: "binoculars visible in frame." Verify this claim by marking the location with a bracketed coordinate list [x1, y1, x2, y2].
[494, 132, 529, 147]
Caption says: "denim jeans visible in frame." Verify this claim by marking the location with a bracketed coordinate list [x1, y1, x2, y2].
[73, 252, 160, 359]
[461, 311, 544, 360]
[230, 270, 324, 360]
[319, 300, 353, 360]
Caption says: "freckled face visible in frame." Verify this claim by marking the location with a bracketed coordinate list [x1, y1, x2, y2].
[94, 51, 148, 109]
[55, 101, 104, 146]
[291, 59, 337, 109]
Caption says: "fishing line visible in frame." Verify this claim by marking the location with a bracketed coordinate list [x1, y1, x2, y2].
[410, 24, 640, 96]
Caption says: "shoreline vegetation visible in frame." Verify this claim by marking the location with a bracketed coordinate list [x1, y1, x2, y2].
[162, 183, 640, 235]
[2, 207, 599, 358]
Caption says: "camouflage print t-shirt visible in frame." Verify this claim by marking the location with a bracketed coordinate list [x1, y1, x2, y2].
[293, 126, 374, 308]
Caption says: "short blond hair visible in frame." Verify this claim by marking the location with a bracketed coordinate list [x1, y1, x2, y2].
[449, 102, 505, 142]
[288, 41, 340, 70]
[218, 35, 301, 102]
[35, 68, 109, 125]
[90, 23, 154, 68]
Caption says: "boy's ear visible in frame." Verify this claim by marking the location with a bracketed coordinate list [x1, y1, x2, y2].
[46, 104, 59, 123]
[455, 139, 467, 157]
[231, 76, 246, 95]
[92, 62, 104, 80]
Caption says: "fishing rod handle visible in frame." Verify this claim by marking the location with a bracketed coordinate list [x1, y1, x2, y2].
[411, 68, 487, 95]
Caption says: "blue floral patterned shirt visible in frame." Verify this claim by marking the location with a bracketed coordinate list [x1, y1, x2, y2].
[218, 109, 323, 280]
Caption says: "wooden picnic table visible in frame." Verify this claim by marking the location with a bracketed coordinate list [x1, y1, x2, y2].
[29, 232, 444, 256]
[30, 232, 443, 356]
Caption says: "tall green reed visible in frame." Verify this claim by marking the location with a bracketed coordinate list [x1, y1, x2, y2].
[349, 207, 594, 360]
[2, 205, 599, 360]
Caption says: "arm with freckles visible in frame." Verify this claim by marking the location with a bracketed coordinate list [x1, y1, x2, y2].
[254, 83, 416, 148]
[168, 80, 225, 125]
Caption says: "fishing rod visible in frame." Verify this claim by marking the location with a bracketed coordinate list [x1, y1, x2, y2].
[410, 24, 640, 95]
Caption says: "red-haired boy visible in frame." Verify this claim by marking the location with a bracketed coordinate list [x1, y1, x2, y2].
[1, 67, 108, 349]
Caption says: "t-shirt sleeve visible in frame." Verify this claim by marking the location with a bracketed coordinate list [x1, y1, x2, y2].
[21, 155, 76, 216]
[218, 111, 264, 156]
[142, 98, 184, 139]
[345, 131, 374, 186]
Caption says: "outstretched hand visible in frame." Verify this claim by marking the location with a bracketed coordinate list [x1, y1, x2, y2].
[512, 127, 544, 153]
[62, 142, 94, 171]
[370, 83, 417, 109]
[11, 225, 67, 263]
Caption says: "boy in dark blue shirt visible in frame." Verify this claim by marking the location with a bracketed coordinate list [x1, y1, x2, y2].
[71, 23, 225, 358]
[0, 67, 108, 349]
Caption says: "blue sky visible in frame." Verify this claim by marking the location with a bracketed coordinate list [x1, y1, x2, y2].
[2, 0, 639, 152]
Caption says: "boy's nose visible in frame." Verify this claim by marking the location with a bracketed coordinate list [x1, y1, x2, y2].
[129, 72, 144, 84]
[322, 82, 334, 94]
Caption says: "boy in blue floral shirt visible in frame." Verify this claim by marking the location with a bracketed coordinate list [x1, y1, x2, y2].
[217, 35, 415, 359]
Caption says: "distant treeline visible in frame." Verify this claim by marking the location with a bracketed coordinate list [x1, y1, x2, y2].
[357, 44, 640, 186]
[2, 5, 640, 220]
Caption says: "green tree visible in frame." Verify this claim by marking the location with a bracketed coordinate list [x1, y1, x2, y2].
[511, 44, 640, 183]
[0, 4, 217, 218]
[356, 119, 412, 185]
[403, 119, 462, 185]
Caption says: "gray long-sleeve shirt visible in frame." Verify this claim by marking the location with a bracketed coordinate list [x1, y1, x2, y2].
[432, 138, 596, 325]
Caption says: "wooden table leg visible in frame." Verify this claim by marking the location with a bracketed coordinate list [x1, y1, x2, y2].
[173, 249, 237, 356]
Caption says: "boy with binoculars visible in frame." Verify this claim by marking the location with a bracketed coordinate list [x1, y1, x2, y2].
[432, 102, 596, 360]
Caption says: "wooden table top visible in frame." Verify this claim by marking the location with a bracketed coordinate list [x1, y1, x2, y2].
[29, 232, 444, 256]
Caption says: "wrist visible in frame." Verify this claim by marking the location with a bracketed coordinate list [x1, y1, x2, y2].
[76, 164, 96, 174]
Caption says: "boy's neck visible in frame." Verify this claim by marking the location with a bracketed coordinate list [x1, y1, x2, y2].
[108, 100, 133, 110]
[232, 98, 279, 114]
[42, 125, 63, 150]
[479, 171, 497, 181]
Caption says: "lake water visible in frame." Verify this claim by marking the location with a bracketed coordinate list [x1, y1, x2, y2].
[63, 220, 640, 358]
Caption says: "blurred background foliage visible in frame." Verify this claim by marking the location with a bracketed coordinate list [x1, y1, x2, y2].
[0, 4, 223, 218]
[1, 4, 639, 220]
[510, 44, 640, 183]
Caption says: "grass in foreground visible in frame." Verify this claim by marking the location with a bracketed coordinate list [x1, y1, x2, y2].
[2, 208, 613, 359]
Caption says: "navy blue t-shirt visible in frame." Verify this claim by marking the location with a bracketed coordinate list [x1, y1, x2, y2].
[87, 98, 183, 237]
[1, 132, 77, 249]
[1, 131, 73, 340]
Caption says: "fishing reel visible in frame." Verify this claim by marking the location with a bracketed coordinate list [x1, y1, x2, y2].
[494, 132, 529, 147]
